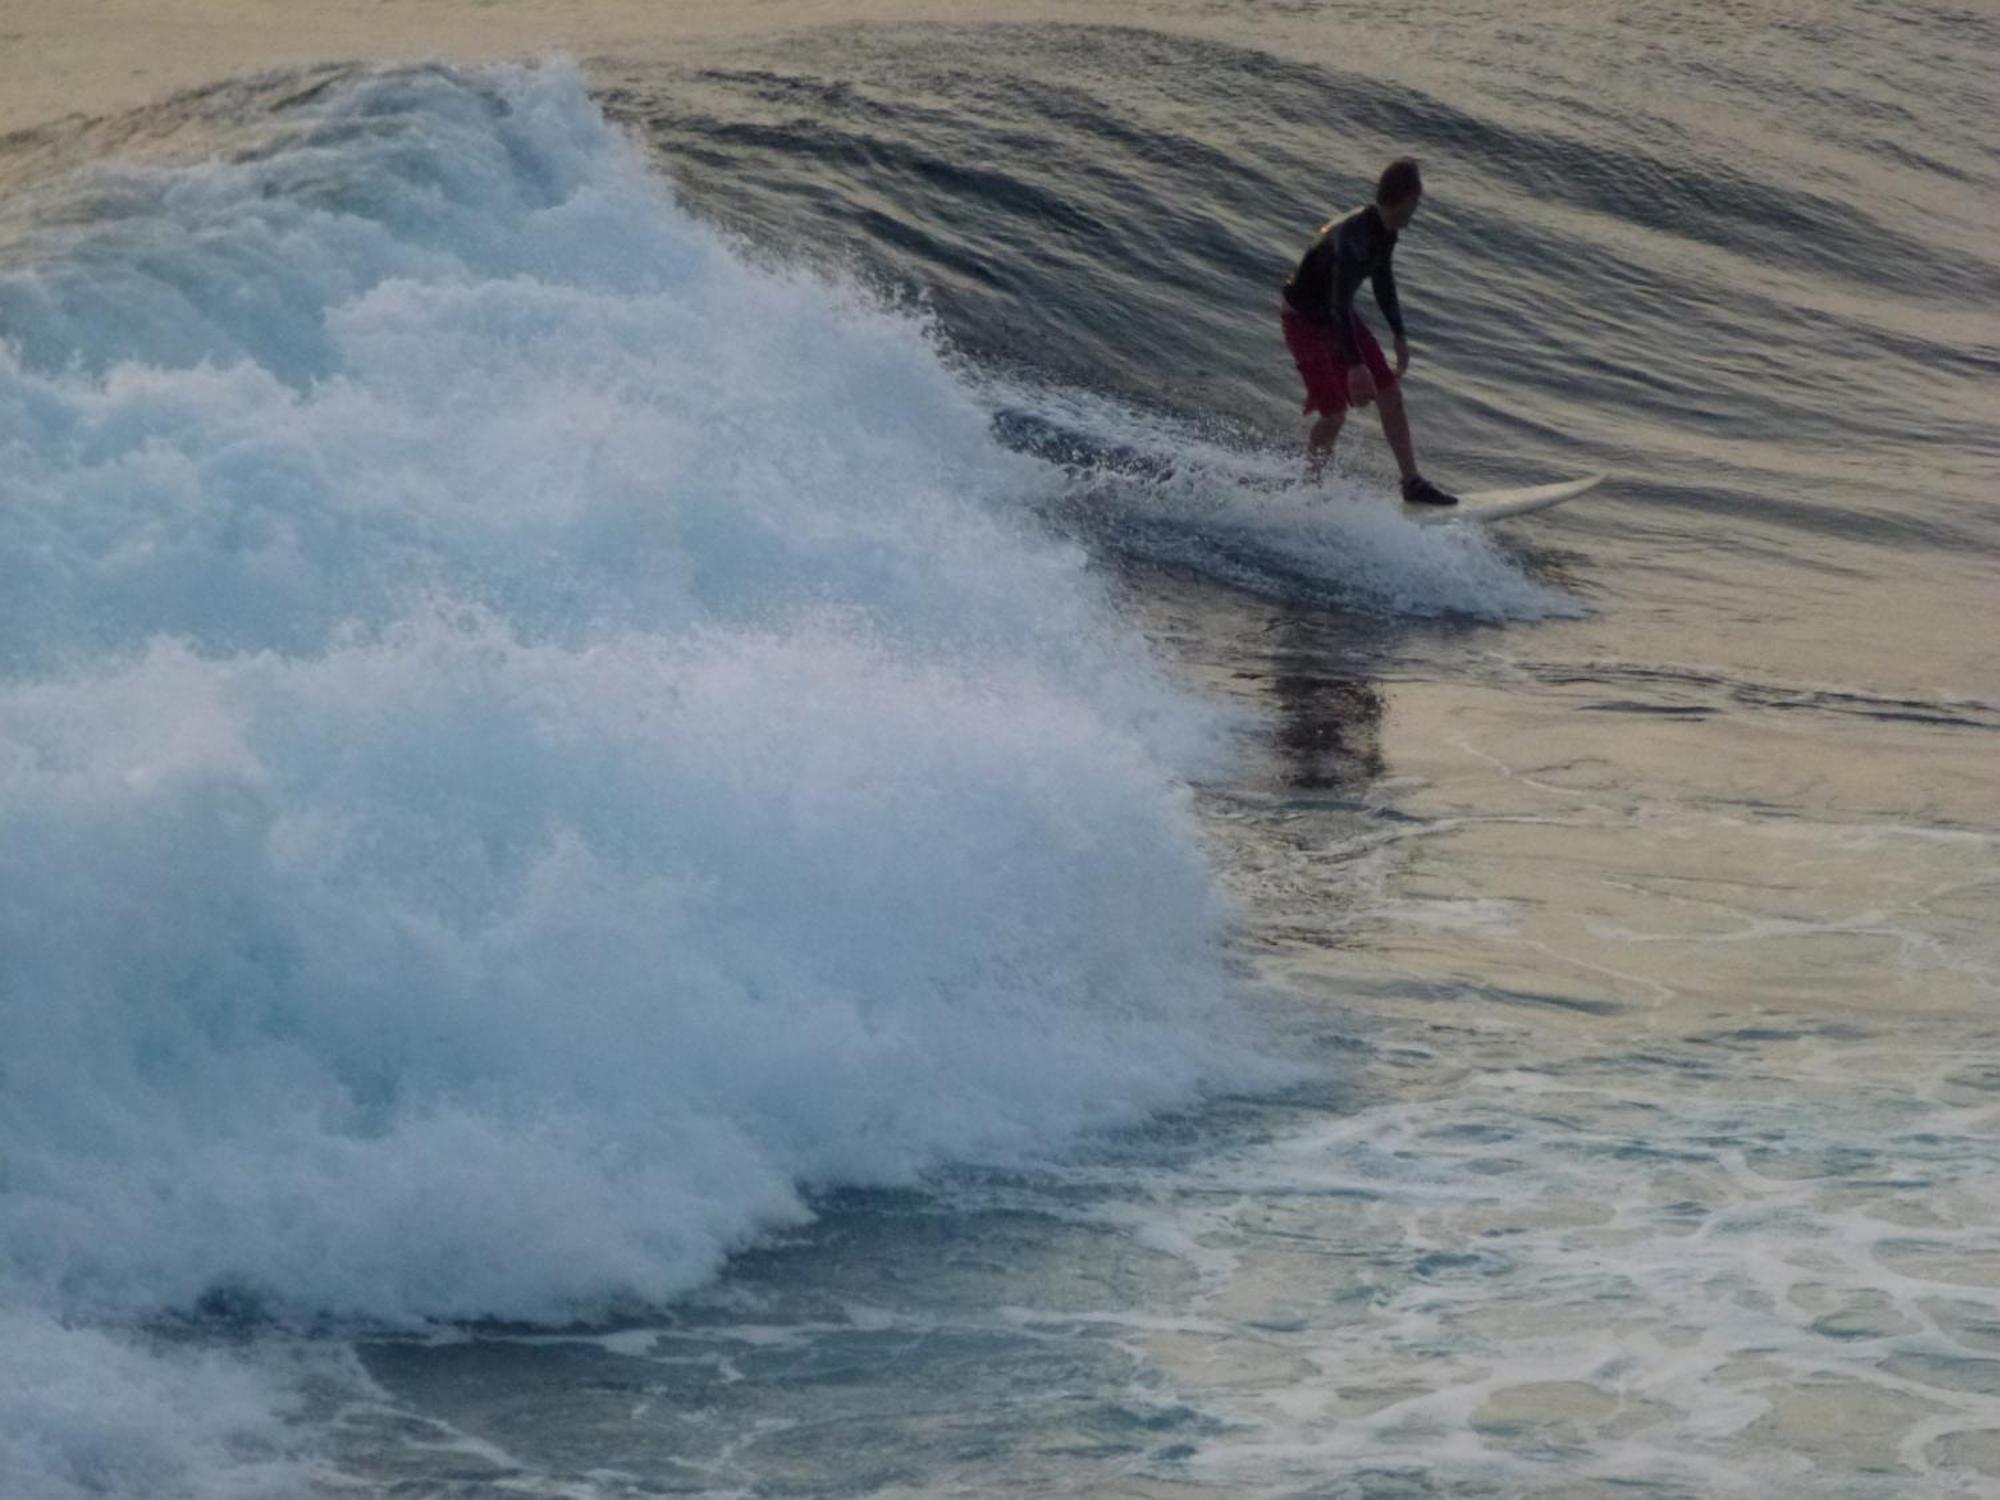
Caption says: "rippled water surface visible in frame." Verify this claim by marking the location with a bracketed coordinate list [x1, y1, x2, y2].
[0, 3, 1995, 1497]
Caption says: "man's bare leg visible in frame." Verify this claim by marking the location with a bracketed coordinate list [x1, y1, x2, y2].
[1306, 410, 1345, 484]
[1376, 383, 1419, 483]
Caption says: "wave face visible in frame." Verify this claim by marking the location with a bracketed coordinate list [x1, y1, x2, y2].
[0, 63, 1245, 1332]
[605, 20, 1997, 566]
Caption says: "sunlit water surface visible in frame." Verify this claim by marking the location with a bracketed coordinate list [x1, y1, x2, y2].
[0, 3, 1994, 1497]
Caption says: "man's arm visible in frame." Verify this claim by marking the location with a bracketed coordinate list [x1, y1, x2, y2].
[1329, 213, 1396, 368]
[1373, 259, 1410, 376]
[1371, 261, 1406, 346]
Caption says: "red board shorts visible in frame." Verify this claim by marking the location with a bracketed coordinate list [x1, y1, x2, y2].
[1281, 305, 1397, 416]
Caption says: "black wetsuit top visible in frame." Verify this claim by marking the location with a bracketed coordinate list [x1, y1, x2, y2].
[1281, 203, 1406, 366]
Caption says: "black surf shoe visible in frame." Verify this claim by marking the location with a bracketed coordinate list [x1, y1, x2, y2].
[1401, 474, 1459, 507]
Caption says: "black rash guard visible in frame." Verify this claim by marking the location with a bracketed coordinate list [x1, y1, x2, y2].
[1281, 203, 1406, 367]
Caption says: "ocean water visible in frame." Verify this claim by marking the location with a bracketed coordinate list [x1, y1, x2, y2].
[0, 4, 1994, 1497]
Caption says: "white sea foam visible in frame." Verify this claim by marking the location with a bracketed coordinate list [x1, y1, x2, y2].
[0, 61, 1276, 1492]
[992, 383, 1582, 622]
[0, 1307, 310, 1500]
[0, 60, 1253, 1322]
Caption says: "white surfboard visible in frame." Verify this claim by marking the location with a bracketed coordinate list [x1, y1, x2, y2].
[1403, 473, 1604, 526]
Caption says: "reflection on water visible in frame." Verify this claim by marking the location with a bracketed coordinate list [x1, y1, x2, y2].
[339, 563, 2000, 1498]
[1270, 613, 1386, 791]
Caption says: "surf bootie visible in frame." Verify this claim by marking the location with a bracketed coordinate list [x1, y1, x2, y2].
[1401, 474, 1459, 507]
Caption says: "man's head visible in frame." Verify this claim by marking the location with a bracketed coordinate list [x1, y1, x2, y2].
[1375, 157, 1423, 230]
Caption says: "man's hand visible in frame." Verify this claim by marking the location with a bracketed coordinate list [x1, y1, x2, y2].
[1393, 334, 1410, 377]
[1348, 364, 1377, 407]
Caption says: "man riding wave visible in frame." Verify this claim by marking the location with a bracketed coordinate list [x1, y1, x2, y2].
[1281, 157, 1457, 505]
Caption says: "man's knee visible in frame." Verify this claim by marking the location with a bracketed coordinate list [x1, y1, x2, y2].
[1375, 382, 1404, 414]
[1310, 411, 1345, 444]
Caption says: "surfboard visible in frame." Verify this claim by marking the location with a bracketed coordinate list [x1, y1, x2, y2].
[1402, 472, 1604, 526]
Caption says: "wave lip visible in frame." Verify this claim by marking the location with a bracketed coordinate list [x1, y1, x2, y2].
[0, 61, 1250, 1336]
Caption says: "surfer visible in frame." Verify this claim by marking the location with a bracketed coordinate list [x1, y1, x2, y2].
[1281, 157, 1457, 505]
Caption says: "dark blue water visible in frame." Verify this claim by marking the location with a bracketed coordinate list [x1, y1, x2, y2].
[1, 5, 1996, 1498]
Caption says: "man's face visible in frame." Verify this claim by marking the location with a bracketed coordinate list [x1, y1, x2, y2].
[1382, 190, 1422, 231]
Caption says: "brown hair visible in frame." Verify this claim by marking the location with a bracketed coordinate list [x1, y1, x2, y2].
[1375, 157, 1423, 207]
